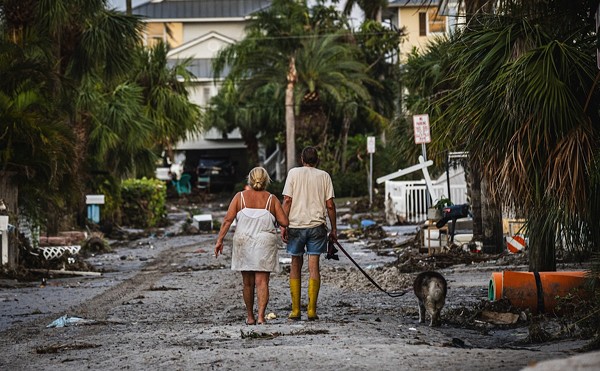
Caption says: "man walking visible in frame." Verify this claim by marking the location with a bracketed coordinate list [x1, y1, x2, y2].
[281, 146, 337, 320]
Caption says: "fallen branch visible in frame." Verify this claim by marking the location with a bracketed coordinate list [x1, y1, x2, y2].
[28, 268, 102, 277]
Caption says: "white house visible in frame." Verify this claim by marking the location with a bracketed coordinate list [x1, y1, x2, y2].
[133, 0, 272, 190]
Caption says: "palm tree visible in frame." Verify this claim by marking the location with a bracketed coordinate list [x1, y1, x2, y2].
[434, 2, 600, 271]
[343, 0, 389, 21]
[0, 0, 200, 229]
[131, 41, 202, 168]
[214, 0, 307, 172]
[293, 31, 373, 148]
[204, 80, 284, 167]
[214, 0, 375, 172]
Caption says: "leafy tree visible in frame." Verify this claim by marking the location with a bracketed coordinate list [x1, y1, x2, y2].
[341, 0, 389, 20]
[0, 0, 201, 230]
[213, 0, 381, 174]
[213, 0, 308, 172]
[131, 40, 201, 169]
[204, 80, 284, 166]
[0, 0, 143, 229]
[432, 1, 600, 271]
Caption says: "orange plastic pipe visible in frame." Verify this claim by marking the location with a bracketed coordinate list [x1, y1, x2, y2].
[488, 271, 588, 313]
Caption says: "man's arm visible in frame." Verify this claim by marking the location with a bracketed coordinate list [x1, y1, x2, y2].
[326, 198, 337, 240]
[281, 195, 293, 242]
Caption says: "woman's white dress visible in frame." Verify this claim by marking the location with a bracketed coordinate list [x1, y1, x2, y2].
[231, 192, 280, 272]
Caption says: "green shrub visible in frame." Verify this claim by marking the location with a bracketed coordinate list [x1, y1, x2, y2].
[332, 171, 368, 198]
[120, 178, 167, 228]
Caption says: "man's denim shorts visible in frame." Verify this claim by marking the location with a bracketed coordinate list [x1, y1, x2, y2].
[286, 225, 328, 256]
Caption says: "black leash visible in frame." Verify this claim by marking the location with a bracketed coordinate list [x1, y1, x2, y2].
[327, 239, 410, 298]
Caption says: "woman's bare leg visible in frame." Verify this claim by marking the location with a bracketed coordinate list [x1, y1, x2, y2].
[255, 271, 270, 324]
[241, 271, 255, 324]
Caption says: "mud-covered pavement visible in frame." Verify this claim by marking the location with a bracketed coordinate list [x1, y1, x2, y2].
[0, 202, 598, 370]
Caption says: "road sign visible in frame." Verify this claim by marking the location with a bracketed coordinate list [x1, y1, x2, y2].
[367, 136, 376, 153]
[413, 114, 431, 144]
[507, 235, 526, 254]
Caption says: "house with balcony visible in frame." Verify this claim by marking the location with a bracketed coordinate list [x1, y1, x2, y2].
[133, 0, 272, 191]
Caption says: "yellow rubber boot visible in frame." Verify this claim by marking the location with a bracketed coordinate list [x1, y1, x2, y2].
[288, 278, 301, 320]
[307, 278, 320, 320]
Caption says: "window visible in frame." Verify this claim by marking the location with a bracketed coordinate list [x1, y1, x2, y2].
[144, 23, 167, 47]
[419, 12, 427, 36]
[418, 9, 446, 36]
[428, 8, 446, 34]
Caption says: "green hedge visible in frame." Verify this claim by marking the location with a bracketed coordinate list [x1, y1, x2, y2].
[120, 178, 167, 228]
[332, 171, 368, 198]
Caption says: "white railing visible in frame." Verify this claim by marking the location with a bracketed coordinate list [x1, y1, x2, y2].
[385, 177, 468, 224]
[262, 145, 285, 181]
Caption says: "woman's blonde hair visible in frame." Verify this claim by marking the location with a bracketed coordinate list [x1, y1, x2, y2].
[247, 167, 271, 191]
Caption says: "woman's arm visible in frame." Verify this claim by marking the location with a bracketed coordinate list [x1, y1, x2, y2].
[271, 196, 289, 228]
[214, 192, 240, 257]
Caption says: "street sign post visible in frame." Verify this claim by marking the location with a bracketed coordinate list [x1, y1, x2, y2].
[413, 114, 431, 145]
[367, 136, 375, 207]
[413, 114, 432, 207]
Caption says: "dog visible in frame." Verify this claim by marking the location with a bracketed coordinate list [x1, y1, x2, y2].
[413, 271, 447, 327]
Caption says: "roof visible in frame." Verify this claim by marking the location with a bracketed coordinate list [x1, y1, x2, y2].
[388, 0, 440, 7]
[133, 0, 272, 19]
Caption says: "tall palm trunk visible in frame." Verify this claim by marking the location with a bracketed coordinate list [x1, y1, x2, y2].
[527, 203, 557, 271]
[467, 159, 483, 241]
[481, 175, 504, 253]
[286, 56, 297, 171]
[340, 114, 351, 172]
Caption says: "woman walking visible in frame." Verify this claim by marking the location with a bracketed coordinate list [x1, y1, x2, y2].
[214, 167, 288, 325]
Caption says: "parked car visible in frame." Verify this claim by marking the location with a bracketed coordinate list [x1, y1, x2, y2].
[197, 158, 236, 192]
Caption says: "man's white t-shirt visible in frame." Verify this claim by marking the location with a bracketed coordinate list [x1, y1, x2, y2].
[282, 166, 335, 229]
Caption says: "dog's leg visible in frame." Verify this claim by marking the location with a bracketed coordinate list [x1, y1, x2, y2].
[417, 299, 426, 323]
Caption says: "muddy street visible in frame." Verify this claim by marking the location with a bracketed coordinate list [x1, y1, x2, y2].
[0, 207, 596, 370]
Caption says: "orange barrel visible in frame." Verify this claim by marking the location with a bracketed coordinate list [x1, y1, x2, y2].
[488, 272, 503, 301]
[488, 271, 588, 313]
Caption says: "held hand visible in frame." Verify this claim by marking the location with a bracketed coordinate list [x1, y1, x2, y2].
[328, 230, 337, 242]
[280, 226, 288, 243]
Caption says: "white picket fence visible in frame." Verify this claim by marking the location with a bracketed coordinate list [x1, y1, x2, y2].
[384, 169, 468, 224]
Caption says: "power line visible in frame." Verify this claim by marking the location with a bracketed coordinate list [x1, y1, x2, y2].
[242, 31, 403, 41]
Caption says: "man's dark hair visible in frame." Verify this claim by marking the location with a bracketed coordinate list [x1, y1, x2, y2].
[301, 146, 319, 166]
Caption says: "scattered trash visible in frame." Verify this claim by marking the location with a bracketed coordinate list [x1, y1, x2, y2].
[193, 214, 213, 231]
[40, 245, 81, 260]
[36, 342, 101, 354]
[266, 312, 277, 320]
[361, 219, 376, 228]
[240, 329, 281, 339]
[479, 310, 519, 325]
[47, 315, 95, 328]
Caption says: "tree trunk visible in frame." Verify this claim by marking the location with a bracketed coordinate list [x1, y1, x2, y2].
[126, 0, 132, 15]
[468, 159, 483, 242]
[481, 175, 504, 253]
[340, 114, 351, 172]
[527, 206, 557, 272]
[285, 56, 297, 172]
[241, 130, 259, 167]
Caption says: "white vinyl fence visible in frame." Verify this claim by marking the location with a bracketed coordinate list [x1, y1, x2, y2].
[384, 172, 468, 225]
